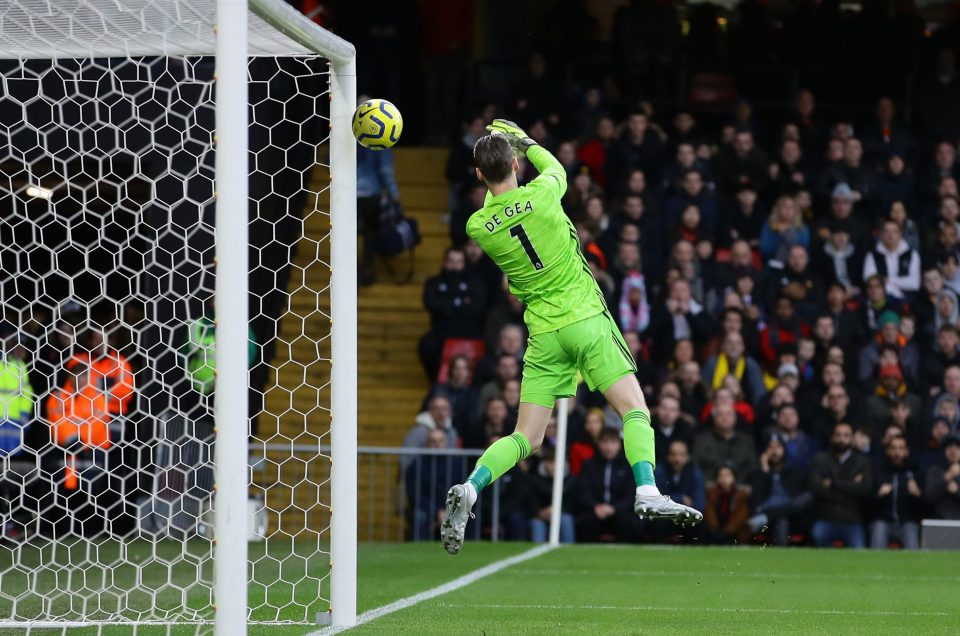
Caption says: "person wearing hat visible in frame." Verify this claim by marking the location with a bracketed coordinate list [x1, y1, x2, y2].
[819, 182, 870, 249]
[923, 434, 960, 520]
[814, 217, 864, 296]
[866, 364, 922, 439]
[862, 219, 921, 301]
[857, 309, 919, 390]
[776, 362, 801, 394]
[931, 391, 960, 434]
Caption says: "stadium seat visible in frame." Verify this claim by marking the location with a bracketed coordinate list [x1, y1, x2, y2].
[713, 248, 763, 271]
[436, 338, 485, 383]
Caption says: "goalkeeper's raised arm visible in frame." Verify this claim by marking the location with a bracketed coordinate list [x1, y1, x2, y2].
[485, 119, 566, 198]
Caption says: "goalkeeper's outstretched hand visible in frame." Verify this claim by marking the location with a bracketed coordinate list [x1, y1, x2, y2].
[486, 119, 537, 156]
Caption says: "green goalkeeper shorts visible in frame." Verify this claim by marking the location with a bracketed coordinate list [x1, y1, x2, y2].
[520, 311, 637, 408]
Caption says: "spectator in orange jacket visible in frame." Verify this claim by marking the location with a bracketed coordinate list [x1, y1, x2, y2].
[66, 329, 134, 418]
[47, 364, 110, 451]
[47, 329, 135, 451]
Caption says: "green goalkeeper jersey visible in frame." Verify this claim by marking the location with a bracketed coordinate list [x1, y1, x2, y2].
[466, 145, 606, 336]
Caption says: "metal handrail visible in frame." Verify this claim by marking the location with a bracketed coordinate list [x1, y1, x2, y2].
[247, 443, 501, 542]
[250, 444, 484, 457]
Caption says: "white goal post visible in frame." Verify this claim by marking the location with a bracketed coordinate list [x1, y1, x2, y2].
[0, 0, 356, 633]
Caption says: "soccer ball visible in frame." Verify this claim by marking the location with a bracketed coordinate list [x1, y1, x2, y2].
[352, 98, 403, 150]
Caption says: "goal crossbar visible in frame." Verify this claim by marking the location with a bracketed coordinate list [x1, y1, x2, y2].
[0, 0, 356, 60]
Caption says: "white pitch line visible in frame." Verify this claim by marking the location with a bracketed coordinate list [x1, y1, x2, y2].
[436, 602, 952, 618]
[309, 543, 557, 635]
[510, 568, 960, 582]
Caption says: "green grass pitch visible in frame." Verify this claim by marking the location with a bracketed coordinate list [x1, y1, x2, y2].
[3, 542, 959, 634]
[344, 543, 960, 635]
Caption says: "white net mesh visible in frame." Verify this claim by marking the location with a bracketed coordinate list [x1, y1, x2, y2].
[0, 1, 336, 632]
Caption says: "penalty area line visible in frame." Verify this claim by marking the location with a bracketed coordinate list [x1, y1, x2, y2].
[436, 602, 951, 618]
[309, 543, 557, 635]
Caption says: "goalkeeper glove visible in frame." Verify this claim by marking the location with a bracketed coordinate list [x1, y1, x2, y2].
[485, 119, 537, 156]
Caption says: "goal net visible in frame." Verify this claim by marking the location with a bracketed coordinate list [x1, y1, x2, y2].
[0, 0, 356, 632]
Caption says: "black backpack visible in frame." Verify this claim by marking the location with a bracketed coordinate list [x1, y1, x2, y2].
[376, 198, 421, 283]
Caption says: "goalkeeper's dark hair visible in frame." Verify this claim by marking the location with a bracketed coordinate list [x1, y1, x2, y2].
[473, 134, 515, 184]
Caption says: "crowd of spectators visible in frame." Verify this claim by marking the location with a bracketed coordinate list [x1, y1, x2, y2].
[0, 299, 254, 540]
[405, 74, 960, 547]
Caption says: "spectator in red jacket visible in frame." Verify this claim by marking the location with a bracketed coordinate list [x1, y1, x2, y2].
[700, 385, 756, 429]
[569, 407, 604, 476]
[575, 116, 617, 188]
[760, 297, 810, 366]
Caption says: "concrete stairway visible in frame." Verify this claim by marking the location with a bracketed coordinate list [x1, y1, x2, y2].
[256, 147, 450, 539]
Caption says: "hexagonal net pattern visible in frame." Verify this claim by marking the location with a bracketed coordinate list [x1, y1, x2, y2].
[0, 2, 340, 633]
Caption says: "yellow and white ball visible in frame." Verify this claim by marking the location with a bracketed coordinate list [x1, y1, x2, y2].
[352, 98, 403, 150]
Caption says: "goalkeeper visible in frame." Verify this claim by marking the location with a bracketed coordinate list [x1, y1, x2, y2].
[441, 120, 702, 555]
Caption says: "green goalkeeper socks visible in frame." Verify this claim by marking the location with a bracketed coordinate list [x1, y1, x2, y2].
[465, 412, 653, 492]
[466, 431, 532, 492]
[623, 408, 656, 487]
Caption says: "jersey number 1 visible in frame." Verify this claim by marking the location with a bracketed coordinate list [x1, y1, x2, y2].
[510, 224, 543, 270]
